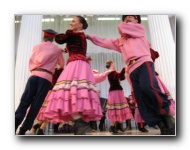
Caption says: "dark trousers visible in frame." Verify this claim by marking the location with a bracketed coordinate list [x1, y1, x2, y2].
[130, 62, 170, 127]
[15, 76, 51, 130]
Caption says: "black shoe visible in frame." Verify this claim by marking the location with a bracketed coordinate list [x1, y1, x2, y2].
[115, 122, 124, 132]
[99, 123, 105, 131]
[139, 128, 149, 132]
[53, 123, 60, 133]
[163, 113, 175, 135]
[109, 126, 118, 134]
[32, 124, 40, 134]
[36, 129, 44, 135]
[158, 121, 169, 135]
[18, 127, 27, 135]
[73, 118, 92, 135]
[90, 121, 97, 132]
[124, 120, 132, 131]
[99, 116, 106, 131]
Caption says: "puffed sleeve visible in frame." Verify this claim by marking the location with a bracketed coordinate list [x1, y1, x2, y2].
[109, 68, 125, 81]
[55, 30, 73, 44]
[119, 67, 126, 81]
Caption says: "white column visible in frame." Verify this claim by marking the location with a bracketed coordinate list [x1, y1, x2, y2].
[147, 15, 176, 100]
[15, 15, 42, 110]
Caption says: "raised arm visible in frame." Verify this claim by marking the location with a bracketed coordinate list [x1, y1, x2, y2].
[109, 67, 126, 81]
[118, 22, 145, 38]
[119, 67, 126, 81]
[87, 35, 121, 53]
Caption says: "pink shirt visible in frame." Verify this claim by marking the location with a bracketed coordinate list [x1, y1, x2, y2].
[29, 41, 64, 82]
[87, 22, 153, 75]
[92, 70, 110, 83]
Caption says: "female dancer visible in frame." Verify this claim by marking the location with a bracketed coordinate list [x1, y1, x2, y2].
[105, 60, 133, 133]
[40, 16, 102, 135]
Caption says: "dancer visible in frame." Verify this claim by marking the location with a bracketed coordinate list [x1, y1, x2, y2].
[15, 29, 64, 135]
[105, 60, 133, 134]
[86, 15, 175, 135]
[124, 95, 135, 131]
[41, 16, 103, 135]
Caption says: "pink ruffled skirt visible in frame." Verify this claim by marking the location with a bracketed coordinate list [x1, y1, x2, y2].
[39, 60, 102, 123]
[106, 90, 133, 122]
[169, 99, 176, 116]
[156, 75, 176, 116]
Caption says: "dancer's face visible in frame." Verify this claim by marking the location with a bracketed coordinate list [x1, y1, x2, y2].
[123, 16, 138, 24]
[70, 16, 83, 31]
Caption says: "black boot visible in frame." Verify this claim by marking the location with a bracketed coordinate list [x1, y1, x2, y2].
[115, 122, 124, 132]
[139, 128, 149, 132]
[36, 129, 44, 135]
[109, 126, 118, 134]
[32, 123, 40, 134]
[53, 123, 60, 133]
[163, 113, 175, 135]
[18, 127, 27, 135]
[99, 115, 106, 131]
[138, 123, 149, 132]
[99, 123, 104, 131]
[157, 121, 169, 135]
[73, 118, 92, 135]
[90, 121, 97, 131]
[124, 119, 132, 131]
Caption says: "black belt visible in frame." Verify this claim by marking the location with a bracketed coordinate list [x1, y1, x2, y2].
[32, 68, 53, 75]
